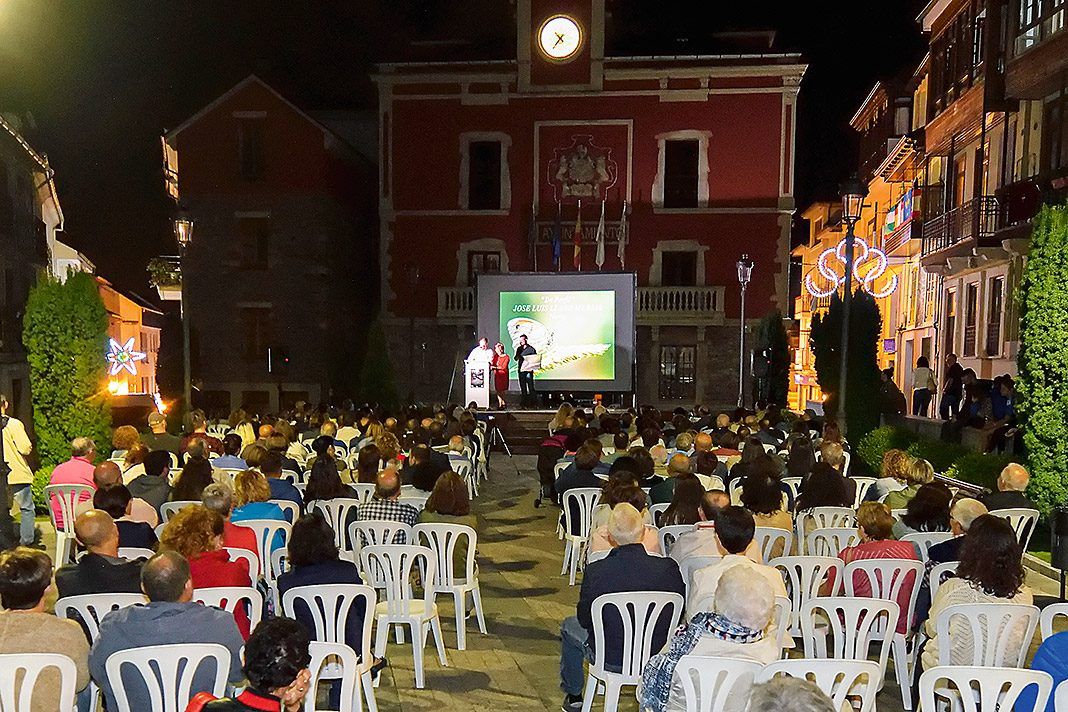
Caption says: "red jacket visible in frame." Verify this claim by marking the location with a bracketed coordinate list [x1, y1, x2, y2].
[223, 520, 260, 557]
[188, 549, 254, 639]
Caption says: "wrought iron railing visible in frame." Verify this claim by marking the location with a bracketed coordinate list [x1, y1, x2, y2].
[921, 196, 1000, 256]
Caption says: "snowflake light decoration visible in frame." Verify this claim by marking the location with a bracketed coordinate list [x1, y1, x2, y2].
[106, 337, 147, 376]
[804, 236, 898, 300]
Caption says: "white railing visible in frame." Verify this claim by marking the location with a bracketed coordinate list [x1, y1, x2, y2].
[437, 284, 725, 326]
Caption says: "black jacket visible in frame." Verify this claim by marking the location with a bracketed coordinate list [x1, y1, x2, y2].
[980, 490, 1037, 512]
[55, 552, 143, 599]
[402, 461, 448, 492]
[577, 544, 686, 668]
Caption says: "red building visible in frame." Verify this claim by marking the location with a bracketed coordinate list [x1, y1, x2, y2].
[376, 0, 805, 406]
[163, 76, 377, 413]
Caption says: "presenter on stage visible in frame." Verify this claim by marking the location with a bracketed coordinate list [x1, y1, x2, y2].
[491, 342, 510, 410]
[515, 333, 538, 408]
[467, 337, 494, 368]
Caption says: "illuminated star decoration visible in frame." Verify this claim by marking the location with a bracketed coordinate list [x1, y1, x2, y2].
[804, 236, 898, 299]
[106, 337, 147, 376]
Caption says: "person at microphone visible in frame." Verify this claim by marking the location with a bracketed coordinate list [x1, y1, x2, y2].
[467, 337, 494, 367]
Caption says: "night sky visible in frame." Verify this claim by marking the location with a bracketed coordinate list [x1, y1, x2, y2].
[0, 0, 927, 297]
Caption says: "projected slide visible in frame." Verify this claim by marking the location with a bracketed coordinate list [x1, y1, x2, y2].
[477, 272, 635, 392]
[499, 290, 615, 380]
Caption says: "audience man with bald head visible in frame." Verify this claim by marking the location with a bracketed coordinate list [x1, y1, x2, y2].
[75, 460, 158, 526]
[89, 551, 245, 712]
[355, 468, 418, 528]
[648, 453, 693, 504]
[55, 510, 143, 598]
[981, 462, 1036, 511]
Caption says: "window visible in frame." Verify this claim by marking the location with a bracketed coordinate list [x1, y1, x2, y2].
[238, 118, 264, 180]
[658, 346, 696, 401]
[660, 251, 698, 287]
[986, 276, 1004, 356]
[1043, 92, 1068, 174]
[663, 139, 700, 208]
[1015, 0, 1066, 54]
[963, 282, 979, 356]
[466, 140, 502, 210]
[240, 307, 271, 361]
[467, 251, 501, 287]
[945, 289, 958, 355]
[237, 216, 269, 270]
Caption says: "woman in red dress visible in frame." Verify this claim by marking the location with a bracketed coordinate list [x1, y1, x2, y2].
[492, 342, 510, 409]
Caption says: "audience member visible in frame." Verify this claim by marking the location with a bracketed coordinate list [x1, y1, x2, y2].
[659, 474, 708, 527]
[56, 510, 144, 598]
[201, 483, 261, 556]
[260, 450, 303, 515]
[120, 443, 149, 485]
[726, 438, 765, 485]
[649, 453, 693, 505]
[180, 409, 224, 456]
[49, 437, 97, 529]
[78, 460, 158, 525]
[214, 433, 248, 470]
[740, 455, 792, 544]
[93, 484, 159, 550]
[402, 444, 447, 492]
[141, 411, 181, 456]
[128, 450, 172, 516]
[928, 497, 988, 564]
[840, 502, 919, 634]
[559, 504, 685, 712]
[171, 454, 215, 502]
[795, 462, 852, 512]
[356, 468, 418, 528]
[555, 444, 604, 500]
[869, 448, 912, 502]
[355, 444, 382, 484]
[588, 476, 657, 554]
[980, 462, 1037, 511]
[748, 677, 835, 712]
[0, 547, 90, 710]
[231, 470, 287, 523]
[419, 471, 479, 569]
[893, 481, 952, 539]
[884, 457, 934, 510]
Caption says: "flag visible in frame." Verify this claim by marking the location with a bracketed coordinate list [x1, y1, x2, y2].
[594, 199, 606, 270]
[551, 202, 562, 270]
[527, 203, 537, 269]
[573, 199, 583, 270]
[617, 200, 629, 269]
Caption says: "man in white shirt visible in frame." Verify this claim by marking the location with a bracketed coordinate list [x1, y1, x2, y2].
[467, 336, 494, 366]
[687, 506, 787, 614]
[2, 395, 36, 546]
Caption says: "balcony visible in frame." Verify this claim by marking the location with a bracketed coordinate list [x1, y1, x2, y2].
[436, 285, 726, 326]
[921, 197, 1000, 257]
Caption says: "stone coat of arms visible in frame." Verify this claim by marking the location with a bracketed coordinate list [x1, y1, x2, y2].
[548, 135, 617, 202]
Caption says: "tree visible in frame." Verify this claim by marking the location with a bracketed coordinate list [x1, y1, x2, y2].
[1017, 205, 1068, 514]
[23, 271, 112, 467]
[756, 309, 791, 406]
[357, 317, 400, 408]
[809, 290, 882, 439]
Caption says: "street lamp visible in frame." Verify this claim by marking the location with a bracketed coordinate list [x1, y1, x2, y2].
[172, 205, 194, 413]
[836, 175, 867, 433]
[736, 254, 754, 409]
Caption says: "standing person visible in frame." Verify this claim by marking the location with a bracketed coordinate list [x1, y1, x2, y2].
[939, 354, 964, 420]
[1, 394, 36, 547]
[491, 342, 510, 409]
[466, 336, 494, 366]
[912, 356, 935, 417]
[514, 334, 538, 408]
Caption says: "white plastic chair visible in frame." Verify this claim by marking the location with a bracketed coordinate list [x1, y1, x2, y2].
[223, 547, 260, 581]
[553, 460, 570, 481]
[586, 549, 610, 565]
[193, 586, 263, 632]
[352, 483, 376, 503]
[918, 665, 1052, 712]
[0, 653, 78, 712]
[674, 655, 763, 712]
[160, 500, 199, 523]
[755, 658, 881, 712]
[361, 544, 448, 689]
[901, 531, 955, 562]
[117, 546, 155, 560]
[234, 519, 291, 585]
[658, 524, 694, 556]
[414, 523, 487, 650]
[348, 521, 413, 573]
[312, 498, 363, 550]
[845, 558, 924, 710]
[988, 507, 1040, 552]
[852, 476, 878, 508]
[806, 527, 860, 558]
[772, 596, 793, 654]
[269, 499, 300, 523]
[770, 556, 843, 639]
[928, 561, 958, 602]
[753, 527, 792, 563]
[934, 602, 1039, 667]
[55, 592, 147, 641]
[104, 642, 230, 712]
[45, 484, 93, 567]
[1057, 678, 1068, 711]
[561, 487, 602, 586]
[780, 477, 802, 507]
[649, 502, 670, 525]
[801, 596, 898, 690]
[1040, 601, 1068, 640]
[398, 492, 429, 512]
[794, 507, 856, 555]
[678, 555, 721, 593]
[580, 591, 684, 712]
[281, 584, 377, 711]
[306, 641, 362, 712]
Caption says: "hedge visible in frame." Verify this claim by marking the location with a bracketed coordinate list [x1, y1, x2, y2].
[31, 465, 54, 513]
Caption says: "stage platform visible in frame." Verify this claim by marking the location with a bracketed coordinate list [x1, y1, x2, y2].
[478, 409, 553, 455]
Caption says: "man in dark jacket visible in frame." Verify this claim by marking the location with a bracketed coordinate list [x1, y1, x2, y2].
[559, 503, 685, 712]
[980, 463, 1038, 511]
[401, 445, 448, 492]
[55, 510, 143, 599]
[126, 450, 172, 517]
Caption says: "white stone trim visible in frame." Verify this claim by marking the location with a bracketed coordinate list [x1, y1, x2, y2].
[531, 119, 633, 212]
[455, 238, 510, 288]
[458, 131, 512, 212]
[648, 239, 710, 287]
[651, 130, 712, 209]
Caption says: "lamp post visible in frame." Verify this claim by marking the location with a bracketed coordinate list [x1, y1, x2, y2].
[736, 255, 754, 409]
[172, 205, 194, 413]
[836, 176, 867, 434]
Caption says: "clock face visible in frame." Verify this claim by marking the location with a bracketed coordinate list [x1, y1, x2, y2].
[538, 15, 582, 60]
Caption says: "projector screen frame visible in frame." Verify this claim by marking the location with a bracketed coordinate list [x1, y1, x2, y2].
[475, 271, 637, 394]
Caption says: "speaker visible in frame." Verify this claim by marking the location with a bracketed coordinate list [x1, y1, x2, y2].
[1051, 507, 1068, 570]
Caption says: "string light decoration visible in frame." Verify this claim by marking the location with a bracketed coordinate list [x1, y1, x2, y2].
[106, 337, 147, 376]
[804, 235, 898, 299]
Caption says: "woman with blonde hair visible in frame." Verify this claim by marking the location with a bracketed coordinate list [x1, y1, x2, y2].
[121, 443, 150, 485]
[884, 456, 934, 510]
[230, 469, 287, 522]
[375, 432, 403, 469]
[160, 504, 253, 637]
[869, 448, 912, 502]
[227, 408, 256, 449]
[549, 402, 574, 435]
[111, 425, 141, 459]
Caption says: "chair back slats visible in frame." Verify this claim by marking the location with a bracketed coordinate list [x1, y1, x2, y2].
[305, 641, 361, 712]
[934, 602, 1039, 667]
[359, 544, 435, 618]
[104, 643, 230, 712]
[561, 488, 602, 539]
[414, 523, 478, 587]
[918, 665, 1053, 712]
[589, 591, 684, 682]
[0, 653, 78, 712]
[674, 655, 762, 712]
[756, 659, 881, 712]
[311, 499, 363, 549]
[280, 583, 375, 667]
[55, 593, 147, 642]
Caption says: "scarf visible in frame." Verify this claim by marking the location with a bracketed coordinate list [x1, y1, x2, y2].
[638, 612, 764, 712]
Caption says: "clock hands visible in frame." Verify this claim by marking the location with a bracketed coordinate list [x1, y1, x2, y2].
[553, 32, 567, 48]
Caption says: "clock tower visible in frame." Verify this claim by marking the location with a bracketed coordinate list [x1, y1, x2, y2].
[517, 0, 605, 92]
